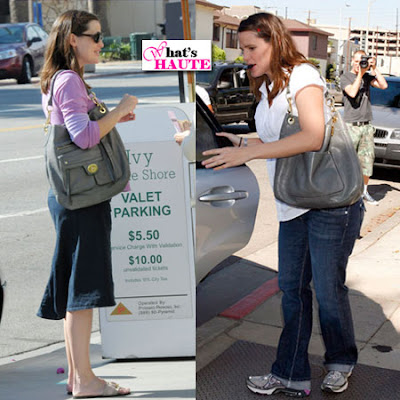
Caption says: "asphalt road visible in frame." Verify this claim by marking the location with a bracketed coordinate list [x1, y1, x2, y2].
[0, 72, 180, 358]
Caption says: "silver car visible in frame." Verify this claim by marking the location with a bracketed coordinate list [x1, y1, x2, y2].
[196, 95, 259, 284]
[326, 82, 344, 105]
[370, 77, 400, 169]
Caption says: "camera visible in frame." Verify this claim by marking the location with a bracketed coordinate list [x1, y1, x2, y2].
[360, 55, 371, 69]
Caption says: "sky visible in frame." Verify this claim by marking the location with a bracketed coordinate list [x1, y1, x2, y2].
[210, 0, 399, 32]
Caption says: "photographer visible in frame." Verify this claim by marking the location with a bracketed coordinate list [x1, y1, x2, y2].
[341, 50, 387, 204]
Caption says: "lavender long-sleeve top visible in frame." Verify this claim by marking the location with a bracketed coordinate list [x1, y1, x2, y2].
[42, 70, 100, 149]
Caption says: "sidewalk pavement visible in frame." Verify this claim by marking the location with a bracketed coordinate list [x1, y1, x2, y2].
[0, 332, 195, 400]
[197, 207, 400, 376]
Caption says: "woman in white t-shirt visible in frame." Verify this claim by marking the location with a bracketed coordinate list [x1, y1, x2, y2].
[202, 13, 363, 397]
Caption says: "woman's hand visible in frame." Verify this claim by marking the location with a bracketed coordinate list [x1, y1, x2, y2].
[174, 130, 190, 145]
[202, 146, 252, 170]
[98, 94, 138, 138]
[115, 94, 138, 120]
[118, 112, 136, 123]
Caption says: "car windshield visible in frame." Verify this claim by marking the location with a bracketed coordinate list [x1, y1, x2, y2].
[370, 80, 400, 108]
[196, 70, 219, 85]
[0, 26, 24, 44]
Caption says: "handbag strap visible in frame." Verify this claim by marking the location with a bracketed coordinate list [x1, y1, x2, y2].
[284, 66, 338, 140]
[44, 70, 106, 133]
[285, 66, 336, 117]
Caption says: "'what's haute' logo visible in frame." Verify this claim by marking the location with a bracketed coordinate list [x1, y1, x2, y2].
[142, 40, 211, 71]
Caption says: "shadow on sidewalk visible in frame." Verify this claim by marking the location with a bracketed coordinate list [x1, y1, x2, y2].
[368, 182, 400, 201]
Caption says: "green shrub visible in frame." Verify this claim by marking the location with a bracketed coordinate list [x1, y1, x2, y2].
[234, 55, 244, 63]
[326, 63, 336, 80]
[212, 44, 226, 62]
[101, 41, 131, 61]
[119, 43, 131, 60]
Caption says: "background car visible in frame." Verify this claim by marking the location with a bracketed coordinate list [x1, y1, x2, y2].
[0, 22, 48, 84]
[196, 94, 260, 283]
[326, 81, 344, 104]
[370, 76, 400, 169]
[196, 63, 257, 130]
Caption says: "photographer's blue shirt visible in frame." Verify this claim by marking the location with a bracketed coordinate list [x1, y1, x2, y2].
[340, 72, 375, 122]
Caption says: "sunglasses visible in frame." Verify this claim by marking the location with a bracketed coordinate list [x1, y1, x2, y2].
[77, 32, 103, 43]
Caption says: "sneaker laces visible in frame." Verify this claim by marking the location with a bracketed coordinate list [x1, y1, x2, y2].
[325, 370, 344, 383]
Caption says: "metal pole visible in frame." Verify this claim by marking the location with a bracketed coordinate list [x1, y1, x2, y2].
[337, 7, 342, 75]
[346, 17, 352, 72]
[396, 8, 399, 57]
[365, 0, 376, 53]
[180, 0, 194, 103]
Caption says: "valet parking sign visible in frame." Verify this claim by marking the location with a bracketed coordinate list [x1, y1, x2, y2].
[141, 40, 211, 71]
[99, 104, 196, 359]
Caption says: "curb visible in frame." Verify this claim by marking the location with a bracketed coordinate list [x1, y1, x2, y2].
[219, 277, 279, 320]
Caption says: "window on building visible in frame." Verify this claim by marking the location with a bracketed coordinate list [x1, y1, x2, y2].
[226, 29, 238, 48]
[311, 35, 317, 51]
[213, 24, 220, 41]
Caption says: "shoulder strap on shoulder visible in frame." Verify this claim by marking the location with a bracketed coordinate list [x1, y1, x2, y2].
[47, 70, 67, 107]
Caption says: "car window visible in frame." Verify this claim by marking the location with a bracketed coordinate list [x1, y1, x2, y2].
[32, 25, 47, 41]
[217, 69, 234, 89]
[196, 95, 233, 168]
[238, 68, 249, 86]
[370, 80, 400, 108]
[196, 70, 219, 85]
[0, 26, 23, 43]
[26, 26, 40, 41]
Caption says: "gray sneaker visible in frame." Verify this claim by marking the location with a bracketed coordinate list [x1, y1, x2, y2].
[363, 191, 378, 205]
[321, 370, 352, 393]
[246, 373, 311, 397]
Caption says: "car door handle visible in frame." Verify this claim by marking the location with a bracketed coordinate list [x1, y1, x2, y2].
[199, 186, 248, 203]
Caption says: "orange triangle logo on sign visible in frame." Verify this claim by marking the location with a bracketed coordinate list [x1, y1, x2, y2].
[111, 302, 132, 316]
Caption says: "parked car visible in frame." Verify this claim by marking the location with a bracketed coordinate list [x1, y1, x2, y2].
[196, 63, 257, 130]
[326, 81, 343, 104]
[0, 22, 48, 84]
[196, 94, 259, 283]
[370, 76, 400, 169]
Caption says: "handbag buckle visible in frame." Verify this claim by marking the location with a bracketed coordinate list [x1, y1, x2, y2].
[90, 91, 107, 114]
[44, 106, 52, 134]
[87, 163, 99, 174]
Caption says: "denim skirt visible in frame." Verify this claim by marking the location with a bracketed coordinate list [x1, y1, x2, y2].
[37, 190, 116, 320]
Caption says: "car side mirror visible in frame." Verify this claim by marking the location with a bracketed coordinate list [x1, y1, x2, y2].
[28, 37, 41, 46]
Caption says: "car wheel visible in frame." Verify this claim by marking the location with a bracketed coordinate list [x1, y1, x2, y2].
[17, 57, 32, 84]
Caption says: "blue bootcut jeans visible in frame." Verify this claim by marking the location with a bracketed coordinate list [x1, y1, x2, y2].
[271, 199, 364, 390]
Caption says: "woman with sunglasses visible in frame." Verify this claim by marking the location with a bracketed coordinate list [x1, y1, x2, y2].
[202, 13, 364, 397]
[38, 10, 136, 398]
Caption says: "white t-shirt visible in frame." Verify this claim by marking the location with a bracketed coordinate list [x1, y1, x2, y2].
[255, 63, 329, 222]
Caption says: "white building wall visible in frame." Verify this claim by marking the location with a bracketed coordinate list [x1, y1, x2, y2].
[195, 5, 214, 39]
[224, 47, 241, 62]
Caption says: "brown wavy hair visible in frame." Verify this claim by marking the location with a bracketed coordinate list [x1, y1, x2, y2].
[238, 13, 311, 105]
[40, 10, 99, 94]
